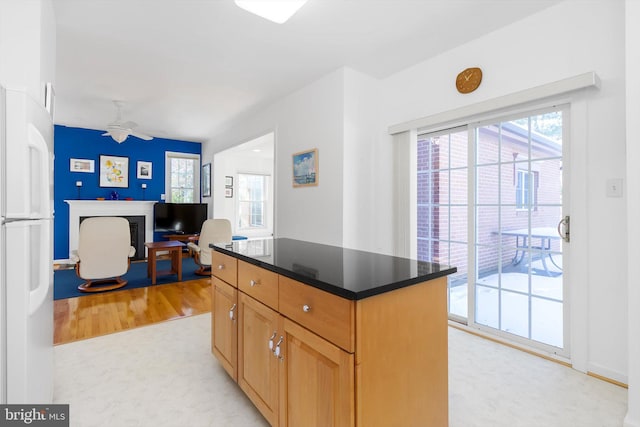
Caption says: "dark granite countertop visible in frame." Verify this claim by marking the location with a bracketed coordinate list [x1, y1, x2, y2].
[211, 238, 457, 300]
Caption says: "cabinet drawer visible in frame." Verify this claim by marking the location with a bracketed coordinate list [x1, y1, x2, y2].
[211, 251, 238, 286]
[238, 260, 279, 311]
[279, 276, 354, 352]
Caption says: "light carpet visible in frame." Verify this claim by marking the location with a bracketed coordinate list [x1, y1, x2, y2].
[54, 315, 628, 427]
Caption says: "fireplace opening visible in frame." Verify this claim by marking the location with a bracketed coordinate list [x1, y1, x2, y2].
[80, 215, 146, 261]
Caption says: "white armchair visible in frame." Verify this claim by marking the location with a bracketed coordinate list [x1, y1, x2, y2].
[187, 219, 232, 275]
[71, 216, 136, 292]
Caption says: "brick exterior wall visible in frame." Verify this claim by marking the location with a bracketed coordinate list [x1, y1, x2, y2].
[417, 124, 562, 280]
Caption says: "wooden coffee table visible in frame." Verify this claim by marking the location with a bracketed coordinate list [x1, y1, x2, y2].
[145, 241, 186, 285]
[164, 234, 199, 256]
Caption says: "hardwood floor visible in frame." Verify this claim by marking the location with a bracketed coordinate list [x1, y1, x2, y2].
[54, 277, 212, 345]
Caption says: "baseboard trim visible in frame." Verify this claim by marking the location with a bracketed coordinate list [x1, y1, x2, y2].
[587, 371, 628, 389]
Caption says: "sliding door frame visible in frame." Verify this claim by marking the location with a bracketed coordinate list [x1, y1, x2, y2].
[395, 93, 590, 369]
[465, 105, 570, 357]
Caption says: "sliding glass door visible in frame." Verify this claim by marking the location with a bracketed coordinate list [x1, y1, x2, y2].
[417, 107, 568, 354]
[473, 110, 566, 351]
[417, 127, 469, 321]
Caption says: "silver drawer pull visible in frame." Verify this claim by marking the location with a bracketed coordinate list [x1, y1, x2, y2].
[229, 304, 236, 321]
[250, 280, 259, 287]
[274, 336, 284, 359]
[217, 264, 225, 270]
[268, 332, 277, 351]
[302, 305, 311, 313]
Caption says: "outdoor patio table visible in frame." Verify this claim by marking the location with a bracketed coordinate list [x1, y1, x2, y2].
[499, 227, 562, 275]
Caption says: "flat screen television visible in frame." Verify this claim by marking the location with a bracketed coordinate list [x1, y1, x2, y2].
[153, 203, 208, 235]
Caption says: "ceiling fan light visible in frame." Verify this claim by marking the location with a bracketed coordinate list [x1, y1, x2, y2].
[110, 129, 129, 143]
[234, 0, 307, 24]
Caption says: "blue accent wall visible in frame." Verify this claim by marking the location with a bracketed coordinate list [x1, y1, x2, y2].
[53, 125, 201, 260]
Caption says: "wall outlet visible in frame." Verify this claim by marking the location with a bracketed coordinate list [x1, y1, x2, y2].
[606, 178, 623, 197]
[160, 193, 166, 200]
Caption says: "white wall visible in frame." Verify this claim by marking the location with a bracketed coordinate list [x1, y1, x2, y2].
[0, 0, 55, 104]
[206, 67, 389, 253]
[40, 0, 56, 96]
[276, 70, 345, 244]
[205, 0, 629, 385]
[625, 0, 639, 424]
[207, 69, 346, 246]
[342, 68, 389, 253]
[379, 0, 627, 383]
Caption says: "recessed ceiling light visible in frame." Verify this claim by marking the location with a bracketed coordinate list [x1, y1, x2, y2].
[234, 0, 308, 24]
[252, 149, 262, 153]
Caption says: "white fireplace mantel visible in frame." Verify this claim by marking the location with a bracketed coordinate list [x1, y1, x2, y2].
[65, 200, 156, 258]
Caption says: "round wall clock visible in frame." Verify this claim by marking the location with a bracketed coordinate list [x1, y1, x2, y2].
[456, 67, 483, 94]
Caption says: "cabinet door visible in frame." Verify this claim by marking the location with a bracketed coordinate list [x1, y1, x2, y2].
[212, 277, 238, 381]
[279, 318, 354, 427]
[238, 292, 280, 426]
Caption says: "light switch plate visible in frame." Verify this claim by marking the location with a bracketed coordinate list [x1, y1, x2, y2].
[606, 178, 623, 197]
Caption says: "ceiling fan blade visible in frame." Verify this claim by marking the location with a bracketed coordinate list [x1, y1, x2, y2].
[104, 101, 151, 142]
[130, 131, 153, 141]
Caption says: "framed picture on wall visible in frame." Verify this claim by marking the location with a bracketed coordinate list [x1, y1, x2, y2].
[99, 155, 129, 188]
[292, 148, 318, 187]
[137, 161, 152, 179]
[225, 176, 233, 187]
[202, 163, 211, 197]
[70, 158, 94, 173]
[225, 187, 233, 198]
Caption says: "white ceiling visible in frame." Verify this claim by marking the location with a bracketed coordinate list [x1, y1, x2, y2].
[221, 132, 274, 159]
[53, 0, 561, 144]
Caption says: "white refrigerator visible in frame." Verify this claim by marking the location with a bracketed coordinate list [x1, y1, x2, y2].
[0, 86, 54, 404]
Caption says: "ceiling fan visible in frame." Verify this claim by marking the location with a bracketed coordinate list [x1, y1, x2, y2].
[102, 101, 153, 143]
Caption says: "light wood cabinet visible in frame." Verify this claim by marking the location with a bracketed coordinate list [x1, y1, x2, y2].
[237, 292, 280, 426]
[237, 278, 355, 427]
[238, 260, 279, 311]
[279, 275, 354, 353]
[211, 251, 238, 286]
[354, 277, 448, 427]
[211, 277, 238, 381]
[279, 317, 354, 427]
[212, 251, 449, 427]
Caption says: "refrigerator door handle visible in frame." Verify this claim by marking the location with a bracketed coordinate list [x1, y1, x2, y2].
[27, 124, 52, 219]
[29, 221, 51, 315]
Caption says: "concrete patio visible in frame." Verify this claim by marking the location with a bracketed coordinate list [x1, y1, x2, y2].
[449, 255, 563, 348]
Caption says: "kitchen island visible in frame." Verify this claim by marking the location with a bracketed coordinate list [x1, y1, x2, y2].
[210, 238, 456, 427]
